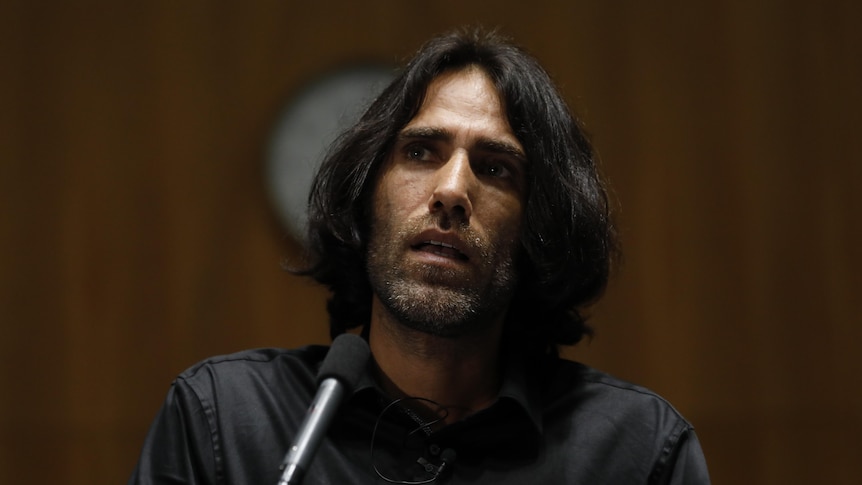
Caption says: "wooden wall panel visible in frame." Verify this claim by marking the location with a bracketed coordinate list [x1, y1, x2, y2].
[1, 1, 859, 484]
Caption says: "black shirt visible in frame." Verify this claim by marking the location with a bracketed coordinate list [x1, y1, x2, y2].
[129, 345, 710, 484]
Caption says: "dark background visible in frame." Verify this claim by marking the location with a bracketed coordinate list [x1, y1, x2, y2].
[2, 1, 860, 483]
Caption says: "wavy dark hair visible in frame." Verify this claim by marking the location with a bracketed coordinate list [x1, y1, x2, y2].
[296, 28, 618, 357]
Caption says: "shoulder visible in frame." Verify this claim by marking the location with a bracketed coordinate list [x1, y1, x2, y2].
[541, 358, 694, 437]
[548, 359, 685, 406]
[174, 345, 329, 396]
[536, 359, 709, 484]
[180, 346, 327, 373]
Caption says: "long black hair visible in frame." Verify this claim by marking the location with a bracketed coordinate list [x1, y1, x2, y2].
[296, 28, 618, 357]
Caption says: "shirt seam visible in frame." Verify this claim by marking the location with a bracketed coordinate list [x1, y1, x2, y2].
[579, 375, 692, 424]
[178, 373, 226, 485]
[180, 348, 292, 380]
[647, 420, 691, 484]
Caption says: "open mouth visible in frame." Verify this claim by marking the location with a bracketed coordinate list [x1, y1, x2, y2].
[412, 239, 469, 261]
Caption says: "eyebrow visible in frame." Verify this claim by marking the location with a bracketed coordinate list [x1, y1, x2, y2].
[397, 126, 528, 163]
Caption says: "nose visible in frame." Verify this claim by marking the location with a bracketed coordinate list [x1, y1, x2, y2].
[428, 150, 474, 222]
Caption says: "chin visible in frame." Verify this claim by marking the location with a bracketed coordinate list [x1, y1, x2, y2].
[383, 283, 503, 338]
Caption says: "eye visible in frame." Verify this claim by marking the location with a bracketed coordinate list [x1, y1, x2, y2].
[477, 160, 511, 178]
[405, 144, 432, 161]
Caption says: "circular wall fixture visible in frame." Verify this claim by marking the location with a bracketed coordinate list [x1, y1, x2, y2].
[266, 65, 395, 243]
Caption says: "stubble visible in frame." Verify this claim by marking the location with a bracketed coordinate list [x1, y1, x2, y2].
[367, 213, 519, 338]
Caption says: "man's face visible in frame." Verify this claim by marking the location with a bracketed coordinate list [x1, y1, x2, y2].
[367, 66, 528, 337]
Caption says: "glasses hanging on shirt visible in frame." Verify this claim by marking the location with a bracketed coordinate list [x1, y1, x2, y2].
[370, 397, 457, 484]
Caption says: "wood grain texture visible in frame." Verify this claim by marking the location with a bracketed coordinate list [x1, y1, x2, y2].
[1, 1, 859, 484]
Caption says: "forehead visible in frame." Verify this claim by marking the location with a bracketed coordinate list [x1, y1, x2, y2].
[388, 67, 526, 168]
[405, 66, 511, 132]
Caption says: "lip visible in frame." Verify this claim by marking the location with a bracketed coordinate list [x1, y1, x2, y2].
[409, 229, 472, 262]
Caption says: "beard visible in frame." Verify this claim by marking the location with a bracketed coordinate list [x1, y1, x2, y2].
[367, 213, 520, 338]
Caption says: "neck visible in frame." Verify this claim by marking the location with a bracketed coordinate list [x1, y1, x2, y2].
[368, 297, 504, 424]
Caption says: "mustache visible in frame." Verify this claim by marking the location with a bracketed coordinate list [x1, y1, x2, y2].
[402, 213, 491, 257]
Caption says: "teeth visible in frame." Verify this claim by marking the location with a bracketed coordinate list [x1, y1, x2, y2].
[427, 240, 456, 249]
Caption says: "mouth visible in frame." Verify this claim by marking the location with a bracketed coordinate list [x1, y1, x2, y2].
[411, 239, 469, 261]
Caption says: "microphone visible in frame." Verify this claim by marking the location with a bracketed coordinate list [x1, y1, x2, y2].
[277, 333, 371, 485]
[436, 448, 457, 476]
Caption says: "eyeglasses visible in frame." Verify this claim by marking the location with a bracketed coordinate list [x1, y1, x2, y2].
[370, 397, 457, 484]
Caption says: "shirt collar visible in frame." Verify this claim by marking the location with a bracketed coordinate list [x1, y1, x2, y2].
[496, 351, 544, 434]
[350, 348, 543, 436]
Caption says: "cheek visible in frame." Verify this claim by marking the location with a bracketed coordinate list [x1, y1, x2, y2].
[376, 173, 428, 219]
[489, 193, 525, 233]
[496, 203, 526, 254]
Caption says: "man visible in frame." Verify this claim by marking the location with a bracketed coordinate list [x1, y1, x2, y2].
[130, 29, 710, 484]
